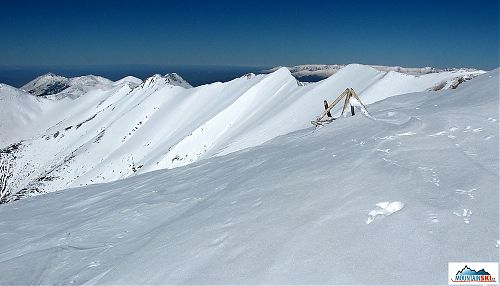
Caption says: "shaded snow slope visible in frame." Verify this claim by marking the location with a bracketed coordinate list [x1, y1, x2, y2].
[0, 84, 50, 147]
[0, 70, 497, 284]
[0, 65, 489, 202]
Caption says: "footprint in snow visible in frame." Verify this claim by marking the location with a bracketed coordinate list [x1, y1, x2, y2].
[463, 150, 477, 157]
[88, 261, 100, 268]
[429, 131, 447, 137]
[209, 232, 229, 247]
[252, 198, 262, 208]
[430, 128, 459, 138]
[418, 166, 440, 187]
[453, 208, 472, 224]
[426, 211, 439, 224]
[455, 188, 476, 199]
[223, 217, 234, 226]
[396, 132, 416, 137]
[366, 201, 404, 224]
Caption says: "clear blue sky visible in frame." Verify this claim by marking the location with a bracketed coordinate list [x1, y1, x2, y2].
[0, 0, 498, 69]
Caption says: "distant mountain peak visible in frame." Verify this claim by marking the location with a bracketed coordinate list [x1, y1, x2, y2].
[241, 73, 255, 80]
[163, 73, 192, 88]
[142, 73, 192, 89]
[22, 73, 70, 97]
[113, 76, 142, 88]
[40, 72, 57, 77]
[21, 73, 113, 98]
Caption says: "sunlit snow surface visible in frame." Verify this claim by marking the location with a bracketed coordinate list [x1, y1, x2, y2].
[0, 69, 497, 284]
[0, 64, 485, 202]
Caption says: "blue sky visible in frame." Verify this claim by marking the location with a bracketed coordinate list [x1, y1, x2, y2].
[0, 0, 498, 69]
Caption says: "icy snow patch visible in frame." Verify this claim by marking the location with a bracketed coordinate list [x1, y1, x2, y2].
[366, 201, 405, 224]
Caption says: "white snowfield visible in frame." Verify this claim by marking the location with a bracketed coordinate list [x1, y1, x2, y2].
[0, 84, 49, 147]
[0, 68, 497, 284]
[0, 64, 485, 203]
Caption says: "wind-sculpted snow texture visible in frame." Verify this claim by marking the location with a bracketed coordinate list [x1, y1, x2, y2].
[0, 65, 487, 202]
[0, 69, 497, 284]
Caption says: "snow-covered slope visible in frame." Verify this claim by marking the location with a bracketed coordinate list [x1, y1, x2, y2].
[0, 65, 487, 203]
[0, 69, 497, 284]
[266, 64, 483, 81]
[56, 75, 114, 99]
[112, 76, 143, 88]
[0, 84, 50, 147]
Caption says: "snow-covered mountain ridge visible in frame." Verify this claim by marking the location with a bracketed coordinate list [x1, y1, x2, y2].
[0, 64, 487, 203]
[22, 73, 114, 98]
[265, 64, 483, 81]
[0, 68, 497, 284]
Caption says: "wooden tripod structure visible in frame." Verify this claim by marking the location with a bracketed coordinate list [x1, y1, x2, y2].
[311, 88, 367, 127]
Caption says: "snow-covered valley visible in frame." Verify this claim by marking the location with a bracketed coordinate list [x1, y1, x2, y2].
[0, 66, 498, 284]
[0, 64, 485, 203]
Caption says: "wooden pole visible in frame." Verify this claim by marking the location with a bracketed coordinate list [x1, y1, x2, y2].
[349, 88, 367, 110]
[340, 90, 351, 116]
[315, 88, 349, 121]
[323, 100, 332, 118]
[312, 87, 368, 126]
